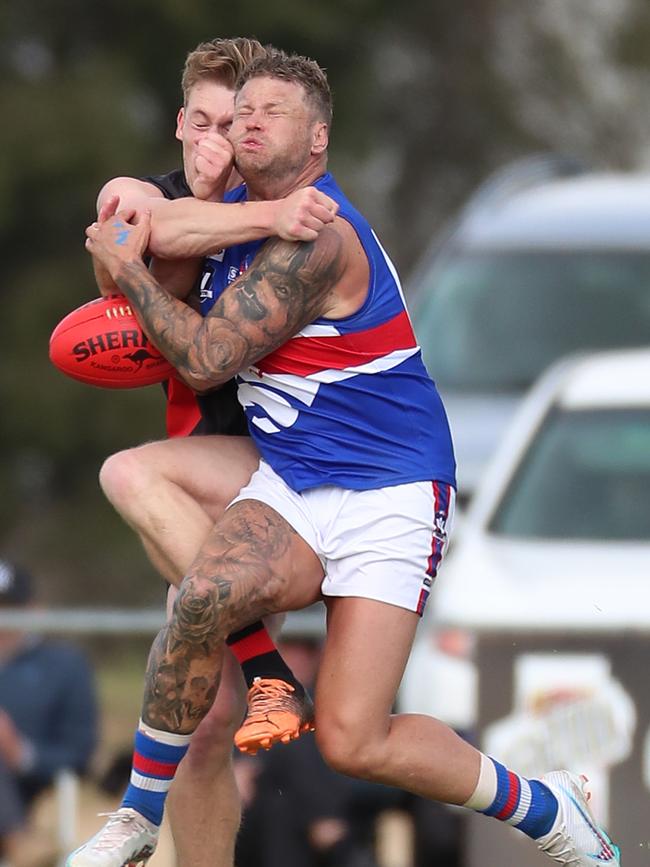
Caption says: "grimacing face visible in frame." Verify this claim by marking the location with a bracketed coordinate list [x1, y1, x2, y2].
[230, 76, 326, 182]
[175, 79, 238, 192]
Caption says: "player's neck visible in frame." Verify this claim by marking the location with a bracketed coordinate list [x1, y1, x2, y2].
[224, 168, 243, 193]
[245, 157, 327, 201]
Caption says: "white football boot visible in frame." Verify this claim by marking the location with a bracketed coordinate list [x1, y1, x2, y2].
[66, 808, 159, 867]
[536, 771, 620, 866]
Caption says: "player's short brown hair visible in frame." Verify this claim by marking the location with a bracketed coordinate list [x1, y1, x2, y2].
[182, 37, 268, 103]
[236, 49, 333, 128]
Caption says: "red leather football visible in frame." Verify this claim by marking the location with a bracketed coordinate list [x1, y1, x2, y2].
[49, 295, 175, 388]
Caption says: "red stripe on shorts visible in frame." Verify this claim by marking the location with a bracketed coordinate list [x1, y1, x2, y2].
[427, 481, 448, 577]
[416, 588, 430, 616]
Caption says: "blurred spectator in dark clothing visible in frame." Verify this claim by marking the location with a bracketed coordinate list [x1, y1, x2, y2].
[0, 559, 98, 859]
[398, 793, 464, 867]
[234, 635, 404, 867]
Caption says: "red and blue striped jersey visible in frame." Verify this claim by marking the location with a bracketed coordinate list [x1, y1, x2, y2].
[200, 173, 456, 492]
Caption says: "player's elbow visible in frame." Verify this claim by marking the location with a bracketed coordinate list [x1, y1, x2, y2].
[177, 345, 233, 393]
[96, 177, 128, 212]
[183, 376, 214, 395]
[97, 176, 158, 214]
[175, 370, 224, 395]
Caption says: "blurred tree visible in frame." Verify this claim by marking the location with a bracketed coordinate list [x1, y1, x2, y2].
[352, 0, 650, 267]
[1, 0, 650, 604]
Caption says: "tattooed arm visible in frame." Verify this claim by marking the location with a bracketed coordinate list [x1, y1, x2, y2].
[85, 208, 348, 392]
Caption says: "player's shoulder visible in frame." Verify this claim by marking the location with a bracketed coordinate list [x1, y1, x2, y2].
[20, 637, 87, 669]
[313, 214, 367, 284]
[40, 637, 86, 659]
[39, 639, 94, 679]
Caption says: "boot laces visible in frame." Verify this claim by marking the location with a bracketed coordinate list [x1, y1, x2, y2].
[89, 811, 151, 852]
[246, 677, 296, 724]
[538, 826, 582, 866]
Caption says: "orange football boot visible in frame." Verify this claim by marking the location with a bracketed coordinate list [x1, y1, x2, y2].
[234, 677, 315, 755]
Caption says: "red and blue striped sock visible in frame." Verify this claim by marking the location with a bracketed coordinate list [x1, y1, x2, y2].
[464, 755, 558, 839]
[120, 722, 192, 826]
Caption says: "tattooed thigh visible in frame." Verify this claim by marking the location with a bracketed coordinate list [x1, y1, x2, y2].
[180, 499, 324, 635]
[142, 500, 323, 732]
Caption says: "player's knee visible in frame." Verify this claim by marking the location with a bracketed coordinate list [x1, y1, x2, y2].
[202, 680, 242, 741]
[183, 706, 237, 771]
[315, 713, 385, 781]
[170, 575, 229, 644]
[99, 448, 148, 513]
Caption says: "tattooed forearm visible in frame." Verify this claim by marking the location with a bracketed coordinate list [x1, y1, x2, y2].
[114, 225, 346, 391]
[115, 261, 209, 378]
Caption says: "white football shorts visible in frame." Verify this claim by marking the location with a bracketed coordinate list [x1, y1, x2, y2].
[229, 460, 455, 615]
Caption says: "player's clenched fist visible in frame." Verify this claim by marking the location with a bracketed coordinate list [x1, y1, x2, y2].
[192, 132, 235, 201]
[272, 186, 339, 242]
[85, 209, 151, 279]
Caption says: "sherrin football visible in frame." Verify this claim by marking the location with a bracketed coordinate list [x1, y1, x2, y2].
[49, 294, 175, 388]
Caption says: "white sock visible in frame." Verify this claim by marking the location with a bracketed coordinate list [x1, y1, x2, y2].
[463, 752, 498, 810]
[137, 718, 193, 747]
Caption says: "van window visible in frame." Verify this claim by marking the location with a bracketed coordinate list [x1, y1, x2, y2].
[414, 251, 650, 391]
[489, 408, 650, 540]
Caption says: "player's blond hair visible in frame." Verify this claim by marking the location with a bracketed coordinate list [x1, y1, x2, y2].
[236, 48, 333, 128]
[182, 37, 268, 103]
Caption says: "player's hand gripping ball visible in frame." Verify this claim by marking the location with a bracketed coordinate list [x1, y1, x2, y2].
[49, 295, 174, 388]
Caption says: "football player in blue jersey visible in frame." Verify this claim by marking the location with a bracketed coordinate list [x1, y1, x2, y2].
[76, 49, 620, 867]
[87, 37, 337, 867]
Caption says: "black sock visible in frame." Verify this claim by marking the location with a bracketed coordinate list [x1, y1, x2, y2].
[226, 621, 304, 691]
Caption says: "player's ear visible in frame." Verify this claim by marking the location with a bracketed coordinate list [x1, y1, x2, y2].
[175, 107, 185, 142]
[311, 121, 328, 156]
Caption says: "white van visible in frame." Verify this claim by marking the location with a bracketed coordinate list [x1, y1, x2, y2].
[411, 154, 650, 501]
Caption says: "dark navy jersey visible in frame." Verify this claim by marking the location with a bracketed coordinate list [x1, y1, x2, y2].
[139, 169, 248, 438]
[200, 174, 456, 492]
[141, 169, 192, 199]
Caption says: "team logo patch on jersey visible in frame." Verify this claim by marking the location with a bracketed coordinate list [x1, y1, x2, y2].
[227, 258, 252, 286]
[199, 262, 216, 301]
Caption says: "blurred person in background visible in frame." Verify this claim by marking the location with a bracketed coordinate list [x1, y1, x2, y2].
[0, 559, 97, 865]
[235, 631, 405, 867]
[395, 625, 477, 867]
